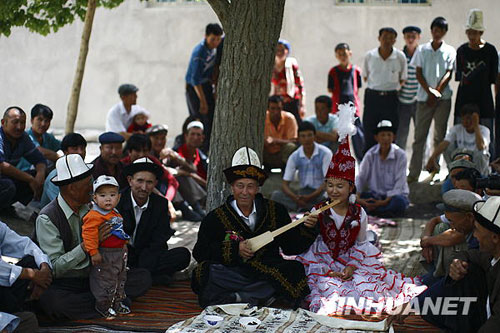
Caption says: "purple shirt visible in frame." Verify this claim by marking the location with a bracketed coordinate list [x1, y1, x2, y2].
[356, 143, 409, 198]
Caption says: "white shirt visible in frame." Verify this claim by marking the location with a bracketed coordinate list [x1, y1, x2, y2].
[363, 47, 408, 91]
[411, 40, 456, 102]
[444, 124, 490, 154]
[231, 200, 257, 231]
[130, 192, 149, 245]
[105, 102, 141, 133]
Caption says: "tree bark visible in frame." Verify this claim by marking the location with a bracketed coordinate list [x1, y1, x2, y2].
[206, 0, 286, 210]
[65, 0, 97, 133]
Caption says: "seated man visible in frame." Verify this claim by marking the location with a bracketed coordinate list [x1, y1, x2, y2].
[40, 133, 87, 208]
[121, 134, 178, 220]
[147, 124, 206, 221]
[426, 103, 490, 176]
[263, 95, 298, 169]
[419, 189, 481, 286]
[36, 155, 151, 320]
[271, 121, 332, 212]
[106, 83, 143, 140]
[192, 147, 317, 308]
[441, 158, 478, 194]
[17, 104, 61, 171]
[305, 95, 339, 152]
[0, 107, 46, 212]
[356, 120, 409, 217]
[118, 157, 191, 286]
[418, 196, 500, 332]
[454, 167, 484, 195]
[91, 132, 127, 189]
[0, 221, 52, 333]
[173, 121, 208, 219]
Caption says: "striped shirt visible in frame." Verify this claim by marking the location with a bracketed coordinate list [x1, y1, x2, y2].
[398, 46, 418, 104]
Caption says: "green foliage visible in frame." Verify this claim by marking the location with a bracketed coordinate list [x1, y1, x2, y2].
[0, 0, 124, 37]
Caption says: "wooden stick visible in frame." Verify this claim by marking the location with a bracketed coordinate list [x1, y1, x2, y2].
[246, 199, 340, 252]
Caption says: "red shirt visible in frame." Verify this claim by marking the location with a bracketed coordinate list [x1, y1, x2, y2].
[177, 144, 207, 180]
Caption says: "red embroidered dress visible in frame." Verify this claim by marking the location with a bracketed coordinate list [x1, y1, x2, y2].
[295, 204, 426, 315]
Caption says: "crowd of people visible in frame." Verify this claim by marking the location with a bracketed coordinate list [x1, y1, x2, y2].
[1, 8, 500, 333]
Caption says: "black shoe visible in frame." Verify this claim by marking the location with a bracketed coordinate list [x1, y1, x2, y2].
[177, 202, 203, 222]
[192, 202, 206, 218]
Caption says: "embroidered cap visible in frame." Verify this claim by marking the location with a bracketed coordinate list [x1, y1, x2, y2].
[51, 154, 94, 186]
[325, 138, 355, 183]
[124, 156, 163, 179]
[223, 147, 267, 186]
[465, 8, 485, 31]
[473, 196, 500, 234]
[374, 120, 396, 134]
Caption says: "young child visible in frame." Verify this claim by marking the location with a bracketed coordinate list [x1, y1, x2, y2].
[82, 175, 131, 318]
[296, 103, 425, 315]
[127, 107, 152, 133]
[328, 43, 364, 160]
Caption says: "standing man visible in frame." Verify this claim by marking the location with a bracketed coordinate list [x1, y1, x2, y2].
[92, 132, 127, 189]
[36, 155, 151, 320]
[0, 107, 46, 212]
[363, 27, 407, 153]
[106, 84, 141, 140]
[408, 17, 456, 183]
[118, 158, 191, 286]
[185, 23, 223, 153]
[192, 147, 317, 308]
[455, 9, 498, 158]
[396, 26, 421, 150]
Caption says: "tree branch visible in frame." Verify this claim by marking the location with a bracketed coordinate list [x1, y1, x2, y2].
[206, 0, 230, 25]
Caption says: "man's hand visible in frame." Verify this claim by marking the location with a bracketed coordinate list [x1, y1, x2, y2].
[199, 100, 208, 115]
[91, 252, 103, 266]
[425, 157, 439, 173]
[98, 223, 111, 243]
[341, 266, 356, 281]
[471, 112, 480, 128]
[303, 212, 318, 228]
[29, 176, 43, 200]
[422, 247, 433, 263]
[449, 259, 468, 281]
[265, 136, 274, 145]
[29, 283, 46, 300]
[426, 87, 441, 107]
[294, 195, 307, 208]
[490, 158, 500, 173]
[31, 263, 52, 289]
[239, 240, 254, 260]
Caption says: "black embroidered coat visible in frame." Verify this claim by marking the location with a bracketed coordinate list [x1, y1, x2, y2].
[192, 194, 317, 305]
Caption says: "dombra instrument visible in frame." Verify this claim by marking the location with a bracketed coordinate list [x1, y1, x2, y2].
[245, 199, 340, 252]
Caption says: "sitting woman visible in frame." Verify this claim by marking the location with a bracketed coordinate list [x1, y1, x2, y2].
[295, 107, 426, 315]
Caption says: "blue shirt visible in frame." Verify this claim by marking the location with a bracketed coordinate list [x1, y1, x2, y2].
[283, 142, 332, 189]
[17, 128, 60, 171]
[305, 114, 339, 147]
[0, 221, 51, 287]
[0, 312, 19, 333]
[185, 40, 217, 86]
[40, 168, 58, 208]
[0, 127, 46, 167]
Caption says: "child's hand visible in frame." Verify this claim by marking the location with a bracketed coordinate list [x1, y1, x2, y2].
[327, 270, 342, 278]
[92, 252, 103, 265]
[341, 266, 356, 281]
[471, 113, 480, 128]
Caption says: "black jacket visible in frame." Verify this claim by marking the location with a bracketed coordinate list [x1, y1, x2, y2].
[117, 188, 175, 269]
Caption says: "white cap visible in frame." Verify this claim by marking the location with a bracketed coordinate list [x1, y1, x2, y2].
[51, 154, 93, 186]
[474, 196, 500, 234]
[465, 8, 485, 31]
[93, 175, 119, 193]
[231, 146, 261, 168]
[186, 121, 204, 131]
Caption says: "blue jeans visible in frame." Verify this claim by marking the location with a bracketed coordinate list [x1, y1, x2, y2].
[360, 191, 409, 217]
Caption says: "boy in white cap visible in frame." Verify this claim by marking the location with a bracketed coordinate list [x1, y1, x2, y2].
[455, 9, 498, 157]
[82, 175, 130, 318]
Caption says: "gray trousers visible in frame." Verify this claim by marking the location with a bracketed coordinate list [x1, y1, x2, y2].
[396, 101, 417, 150]
[90, 247, 128, 312]
[409, 99, 451, 179]
[201, 264, 275, 307]
[271, 187, 326, 212]
[175, 175, 206, 206]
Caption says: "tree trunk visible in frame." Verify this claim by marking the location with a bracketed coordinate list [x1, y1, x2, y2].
[206, 0, 286, 210]
[65, 0, 97, 133]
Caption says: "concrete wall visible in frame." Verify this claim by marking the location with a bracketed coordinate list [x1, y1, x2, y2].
[1, 0, 499, 138]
